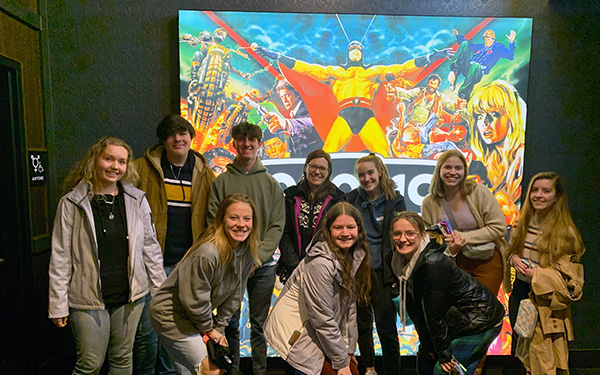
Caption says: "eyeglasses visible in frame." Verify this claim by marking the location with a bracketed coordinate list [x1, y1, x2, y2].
[306, 164, 328, 173]
[392, 231, 418, 240]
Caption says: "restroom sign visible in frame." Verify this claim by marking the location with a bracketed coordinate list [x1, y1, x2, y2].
[28, 150, 47, 186]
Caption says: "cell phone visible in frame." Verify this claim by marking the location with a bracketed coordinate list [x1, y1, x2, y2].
[521, 259, 532, 268]
[288, 330, 301, 345]
[450, 358, 466, 375]
[438, 219, 453, 235]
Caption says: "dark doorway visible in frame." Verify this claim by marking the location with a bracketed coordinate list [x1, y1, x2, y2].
[0, 56, 34, 374]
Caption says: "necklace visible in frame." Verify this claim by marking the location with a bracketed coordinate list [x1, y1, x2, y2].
[95, 186, 118, 220]
[170, 163, 183, 180]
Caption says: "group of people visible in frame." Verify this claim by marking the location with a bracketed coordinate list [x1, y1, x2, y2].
[48, 116, 584, 375]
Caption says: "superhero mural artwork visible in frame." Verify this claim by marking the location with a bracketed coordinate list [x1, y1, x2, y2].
[179, 10, 533, 357]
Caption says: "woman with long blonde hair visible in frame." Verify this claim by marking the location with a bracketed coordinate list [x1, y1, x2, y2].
[150, 193, 260, 375]
[49, 136, 166, 374]
[265, 202, 371, 375]
[468, 80, 526, 204]
[507, 172, 584, 374]
[422, 150, 508, 295]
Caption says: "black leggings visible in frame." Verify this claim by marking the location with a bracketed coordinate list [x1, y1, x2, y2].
[508, 278, 532, 354]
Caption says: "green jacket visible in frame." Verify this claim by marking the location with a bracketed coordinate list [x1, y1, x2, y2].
[207, 158, 285, 265]
[134, 144, 214, 252]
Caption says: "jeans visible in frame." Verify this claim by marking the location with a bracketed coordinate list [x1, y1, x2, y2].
[226, 264, 276, 375]
[225, 310, 241, 375]
[157, 265, 177, 375]
[70, 299, 144, 375]
[133, 293, 158, 375]
[356, 271, 400, 375]
[508, 278, 531, 355]
[158, 334, 207, 375]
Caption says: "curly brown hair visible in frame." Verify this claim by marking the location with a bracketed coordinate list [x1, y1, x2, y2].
[62, 136, 138, 195]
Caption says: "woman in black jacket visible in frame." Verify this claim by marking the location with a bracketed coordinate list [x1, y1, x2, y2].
[347, 154, 406, 375]
[277, 149, 344, 283]
[391, 211, 503, 375]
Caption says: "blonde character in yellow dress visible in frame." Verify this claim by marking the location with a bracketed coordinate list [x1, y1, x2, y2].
[468, 80, 526, 206]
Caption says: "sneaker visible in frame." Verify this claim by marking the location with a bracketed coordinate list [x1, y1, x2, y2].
[365, 369, 378, 375]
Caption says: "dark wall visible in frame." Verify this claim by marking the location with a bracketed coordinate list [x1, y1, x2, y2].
[46, 0, 600, 349]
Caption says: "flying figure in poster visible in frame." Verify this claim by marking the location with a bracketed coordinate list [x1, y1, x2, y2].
[447, 28, 516, 100]
[254, 40, 450, 157]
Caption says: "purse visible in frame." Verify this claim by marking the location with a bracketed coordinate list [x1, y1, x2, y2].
[513, 298, 538, 339]
[442, 200, 495, 260]
[321, 356, 359, 375]
[205, 336, 233, 371]
[461, 242, 496, 260]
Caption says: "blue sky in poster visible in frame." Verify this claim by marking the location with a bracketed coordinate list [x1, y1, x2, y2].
[179, 11, 532, 96]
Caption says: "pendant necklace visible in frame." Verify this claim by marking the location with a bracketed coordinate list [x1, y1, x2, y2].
[170, 163, 183, 180]
[99, 185, 118, 220]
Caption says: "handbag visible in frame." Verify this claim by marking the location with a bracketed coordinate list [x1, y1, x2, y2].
[205, 336, 233, 371]
[321, 356, 359, 375]
[442, 199, 495, 260]
[461, 242, 496, 260]
[513, 298, 538, 339]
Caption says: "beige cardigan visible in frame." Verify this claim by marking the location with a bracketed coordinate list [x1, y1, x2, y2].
[421, 183, 511, 292]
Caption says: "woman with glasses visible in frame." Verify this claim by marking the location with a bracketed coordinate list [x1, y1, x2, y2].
[277, 149, 345, 284]
[391, 211, 503, 375]
[346, 154, 405, 375]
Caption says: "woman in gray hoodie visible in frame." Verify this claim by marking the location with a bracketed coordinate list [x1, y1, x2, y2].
[150, 194, 260, 375]
[265, 202, 371, 375]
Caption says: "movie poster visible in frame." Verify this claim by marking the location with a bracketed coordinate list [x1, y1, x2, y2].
[179, 10, 532, 356]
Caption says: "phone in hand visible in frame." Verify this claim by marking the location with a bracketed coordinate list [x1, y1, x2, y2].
[521, 258, 532, 268]
[450, 357, 466, 375]
[438, 219, 453, 236]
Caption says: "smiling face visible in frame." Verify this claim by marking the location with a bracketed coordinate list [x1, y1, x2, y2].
[329, 214, 359, 251]
[392, 219, 425, 260]
[529, 178, 558, 216]
[234, 135, 262, 164]
[94, 145, 128, 190]
[474, 108, 509, 145]
[224, 201, 253, 249]
[164, 130, 192, 162]
[356, 161, 381, 199]
[440, 156, 465, 189]
[305, 157, 329, 191]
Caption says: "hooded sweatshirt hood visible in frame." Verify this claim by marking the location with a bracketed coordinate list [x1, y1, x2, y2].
[391, 233, 430, 330]
[226, 157, 268, 176]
